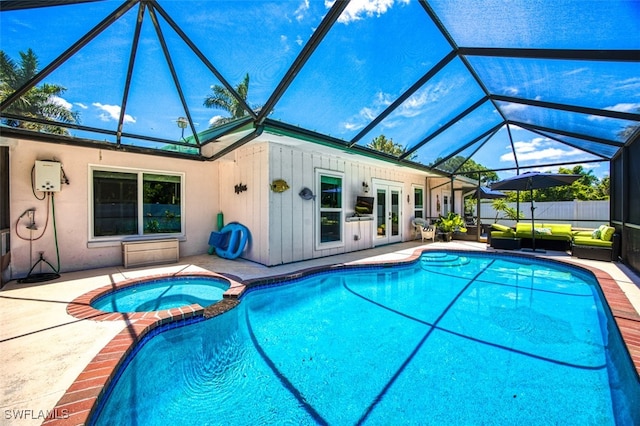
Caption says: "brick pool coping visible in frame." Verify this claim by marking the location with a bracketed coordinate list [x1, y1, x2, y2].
[45, 250, 640, 425]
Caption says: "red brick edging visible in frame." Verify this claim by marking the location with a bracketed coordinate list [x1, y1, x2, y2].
[45, 251, 640, 425]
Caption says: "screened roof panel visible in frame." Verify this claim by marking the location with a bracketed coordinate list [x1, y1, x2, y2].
[531, 130, 622, 159]
[455, 125, 517, 172]
[271, 0, 452, 140]
[353, 57, 486, 151]
[411, 100, 502, 165]
[0, 1, 122, 66]
[497, 101, 637, 143]
[37, 5, 140, 135]
[434, 131, 497, 174]
[1, 0, 638, 179]
[467, 57, 640, 113]
[155, 16, 234, 141]
[429, 0, 640, 49]
[505, 128, 605, 168]
[152, 0, 324, 110]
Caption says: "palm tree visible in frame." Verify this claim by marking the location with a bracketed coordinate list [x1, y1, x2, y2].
[0, 49, 78, 135]
[203, 73, 251, 127]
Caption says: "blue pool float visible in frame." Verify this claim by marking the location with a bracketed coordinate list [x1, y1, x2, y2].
[209, 222, 250, 259]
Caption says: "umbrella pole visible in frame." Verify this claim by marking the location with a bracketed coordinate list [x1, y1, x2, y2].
[530, 187, 536, 252]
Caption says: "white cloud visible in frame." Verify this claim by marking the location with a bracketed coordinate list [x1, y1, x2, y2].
[208, 115, 225, 126]
[280, 34, 291, 53]
[605, 102, 640, 113]
[588, 102, 640, 121]
[294, 0, 310, 21]
[562, 67, 588, 77]
[500, 102, 529, 115]
[342, 91, 393, 131]
[343, 122, 363, 131]
[295, 36, 304, 46]
[504, 86, 519, 96]
[50, 96, 72, 110]
[616, 77, 640, 91]
[330, 0, 396, 24]
[74, 102, 88, 109]
[92, 103, 135, 124]
[501, 137, 583, 163]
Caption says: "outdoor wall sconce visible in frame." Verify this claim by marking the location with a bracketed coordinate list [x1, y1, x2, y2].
[234, 183, 247, 194]
[362, 182, 370, 193]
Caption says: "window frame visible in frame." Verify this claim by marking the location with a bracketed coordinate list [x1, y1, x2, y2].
[412, 185, 425, 220]
[315, 168, 344, 250]
[88, 165, 185, 243]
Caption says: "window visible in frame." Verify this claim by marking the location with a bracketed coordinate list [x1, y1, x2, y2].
[317, 170, 343, 247]
[413, 186, 424, 219]
[91, 167, 183, 240]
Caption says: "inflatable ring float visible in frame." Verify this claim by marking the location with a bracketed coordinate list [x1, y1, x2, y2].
[214, 222, 250, 259]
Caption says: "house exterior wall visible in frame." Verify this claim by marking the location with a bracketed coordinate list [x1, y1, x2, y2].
[211, 142, 429, 266]
[217, 143, 270, 265]
[4, 137, 435, 277]
[6, 139, 218, 279]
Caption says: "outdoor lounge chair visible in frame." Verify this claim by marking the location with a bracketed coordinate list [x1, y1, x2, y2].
[412, 218, 429, 241]
[421, 225, 436, 243]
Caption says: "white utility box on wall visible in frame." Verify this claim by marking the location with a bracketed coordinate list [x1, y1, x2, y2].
[35, 160, 61, 192]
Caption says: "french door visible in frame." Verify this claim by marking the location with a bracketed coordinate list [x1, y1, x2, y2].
[374, 181, 402, 246]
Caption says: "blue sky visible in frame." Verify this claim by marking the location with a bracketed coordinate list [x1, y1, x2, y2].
[2, 0, 639, 180]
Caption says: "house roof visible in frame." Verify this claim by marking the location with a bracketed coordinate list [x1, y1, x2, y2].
[1, 0, 638, 179]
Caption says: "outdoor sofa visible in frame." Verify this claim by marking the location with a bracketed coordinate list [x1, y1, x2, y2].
[489, 222, 573, 250]
[489, 222, 620, 261]
[572, 225, 620, 262]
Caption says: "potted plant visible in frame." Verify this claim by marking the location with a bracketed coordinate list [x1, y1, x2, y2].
[435, 212, 467, 241]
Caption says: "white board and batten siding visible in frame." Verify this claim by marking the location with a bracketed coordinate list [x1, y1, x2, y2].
[218, 144, 270, 265]
[267, 144, 426, 266]
[219, 142, 427, 266]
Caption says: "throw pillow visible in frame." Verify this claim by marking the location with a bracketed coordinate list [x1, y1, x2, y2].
[534, 227, 552, 235]
[591, 229, 601, 239]
[601, 226, 615, 242]
[492, 223, 511, 232]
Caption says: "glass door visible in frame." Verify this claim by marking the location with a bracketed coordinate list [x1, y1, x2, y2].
[374, 182, 402, 246]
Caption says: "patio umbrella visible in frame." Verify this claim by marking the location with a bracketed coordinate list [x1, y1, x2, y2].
[467, 186, 507, 239]
[469, 186, 507, 200]
[490, 171, 581, 251]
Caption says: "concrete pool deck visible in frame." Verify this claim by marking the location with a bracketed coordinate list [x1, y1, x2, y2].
[1, 240, 639, 425]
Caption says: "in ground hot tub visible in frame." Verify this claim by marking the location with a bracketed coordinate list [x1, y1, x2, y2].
[91, 276, 229, 313]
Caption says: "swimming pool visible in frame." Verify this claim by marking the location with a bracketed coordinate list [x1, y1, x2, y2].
[91, 276, 228, 312]
[90, 252, 640, 425]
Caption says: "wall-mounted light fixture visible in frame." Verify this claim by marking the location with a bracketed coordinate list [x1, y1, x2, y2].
[362, 181, 370, 193]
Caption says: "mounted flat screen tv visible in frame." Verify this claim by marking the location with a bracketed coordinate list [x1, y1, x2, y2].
[355, 196, 374, 215]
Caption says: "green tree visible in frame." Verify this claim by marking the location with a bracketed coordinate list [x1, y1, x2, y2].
[491, 198, 523, 222]
[0, 49, 78, 134]
[596, 175, 609, 199]
[367, 134, 415, 159]
[435, 156, 499, 184]
[204, 73, 251, 127]
[501, 166, 609, 203]
[533, 166, 606, 201]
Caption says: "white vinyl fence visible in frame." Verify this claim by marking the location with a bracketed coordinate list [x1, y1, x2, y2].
[474, 200, 609, 230]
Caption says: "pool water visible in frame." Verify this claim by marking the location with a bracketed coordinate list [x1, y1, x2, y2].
[91, 252, 640, 425]
[91, 276, 228, 312]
